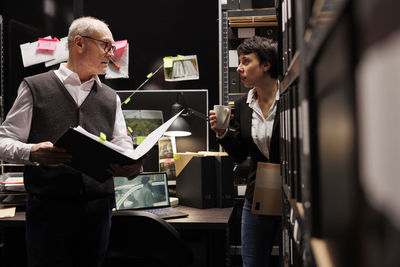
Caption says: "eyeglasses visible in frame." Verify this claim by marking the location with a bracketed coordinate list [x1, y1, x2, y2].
[81, 35, 116, 53]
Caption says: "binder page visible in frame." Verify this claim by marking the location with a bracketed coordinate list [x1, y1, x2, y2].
[73, 110, 182, 160]
[126, 110, 183, 159]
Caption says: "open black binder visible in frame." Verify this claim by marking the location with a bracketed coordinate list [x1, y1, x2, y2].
[54, 111, 182, 183]
[55, 128, 137, 183]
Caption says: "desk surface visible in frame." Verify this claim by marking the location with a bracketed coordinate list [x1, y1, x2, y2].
[0, 206, 233, 230]
[163, 206, 233, 230]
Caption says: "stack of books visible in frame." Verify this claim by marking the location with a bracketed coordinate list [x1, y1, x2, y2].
[0, 172, 27, 218]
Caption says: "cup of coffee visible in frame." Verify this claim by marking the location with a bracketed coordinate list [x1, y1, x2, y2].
[213, 105, 231, 129]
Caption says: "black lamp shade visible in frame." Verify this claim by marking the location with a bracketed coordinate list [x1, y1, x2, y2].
[164, 117, 191, 137]
[164, 102, 191, 137]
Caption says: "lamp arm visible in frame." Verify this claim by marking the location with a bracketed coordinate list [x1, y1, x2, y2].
[185, 107, 209, 121]
[176, 92, 208, 121]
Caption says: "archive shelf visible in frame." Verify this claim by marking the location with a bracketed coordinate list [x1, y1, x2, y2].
[220, 6, 278, 105]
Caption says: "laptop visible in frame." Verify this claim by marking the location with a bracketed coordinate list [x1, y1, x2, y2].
[113, 172, 188, 220]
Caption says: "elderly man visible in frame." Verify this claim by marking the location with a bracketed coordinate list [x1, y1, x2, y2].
[0, 16, 143, 266]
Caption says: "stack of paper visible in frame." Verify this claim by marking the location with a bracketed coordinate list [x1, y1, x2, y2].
[20, 36, 129, 79]
[1, 175, 25, 192]
[20, 36, 69, 67]
[0, 173, 27, 212]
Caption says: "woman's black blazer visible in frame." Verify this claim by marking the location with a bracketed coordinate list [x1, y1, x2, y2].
[218, 94, 280, 201]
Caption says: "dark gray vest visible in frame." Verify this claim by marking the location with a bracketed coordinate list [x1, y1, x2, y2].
[23, 70, 117, 199]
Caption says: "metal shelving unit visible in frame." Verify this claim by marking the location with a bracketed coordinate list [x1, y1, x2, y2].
[220, 7, 278, 106]
[0, 15, 4, 125]
[0, 14, 6, 176]
[0, 15, 24, 176]
[277, 0, 380, 266]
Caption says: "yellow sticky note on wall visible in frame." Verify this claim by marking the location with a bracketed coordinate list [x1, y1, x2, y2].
[164, 56, 173, 68]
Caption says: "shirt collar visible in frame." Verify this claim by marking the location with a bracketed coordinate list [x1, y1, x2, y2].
[246, 88, 257, 105]
[57, 63, 102, 90]
[246, 87, 280, 106]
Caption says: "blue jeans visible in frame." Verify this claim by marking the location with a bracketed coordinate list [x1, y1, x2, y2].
[241, 199, 282, 267]
[26, 194, 114, 267]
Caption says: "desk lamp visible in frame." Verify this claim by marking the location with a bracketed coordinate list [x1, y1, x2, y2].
[164, 102, 191, 137]
[164, 92, 208, 137]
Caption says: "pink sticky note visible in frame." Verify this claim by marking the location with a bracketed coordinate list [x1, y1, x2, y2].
[37, 38, 59, 52]
[113, 40, 127, 54]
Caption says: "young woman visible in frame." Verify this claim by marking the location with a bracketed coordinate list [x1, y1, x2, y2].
[210, 36, 281, 267]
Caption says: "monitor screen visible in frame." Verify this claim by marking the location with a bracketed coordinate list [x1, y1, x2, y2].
[114, 172, 169, 210]
[122, 110, 164, 146]
[117, 89, 209, 153]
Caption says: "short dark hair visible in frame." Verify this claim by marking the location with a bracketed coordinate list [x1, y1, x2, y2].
[237, 36, 278, 79]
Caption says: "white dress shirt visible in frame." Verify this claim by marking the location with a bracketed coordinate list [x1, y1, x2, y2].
[247, 88, 280, 159]
[0, 63, 133, 164]
[216, 88, 279, 159]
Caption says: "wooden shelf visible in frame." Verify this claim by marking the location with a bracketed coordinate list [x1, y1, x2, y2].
[227, 8, 276, 17]
[303, 0, 347, 66]
[283, 184, 291, 200]
[228, 8, 277, 28]
[228, 20, 278, 28]
[283, 186, 304, 221]
[0, 163, 24, 167]
[281, 51, 300, 93]
[310, 238, 340, 267]
[296, 202, 304, 218]
[289, 199, 304, 220]
[228, 92, 246, 95]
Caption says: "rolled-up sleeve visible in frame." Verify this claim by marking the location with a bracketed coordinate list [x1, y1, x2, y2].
[0, 82, 35, 163]
[110, 95, 134, 152]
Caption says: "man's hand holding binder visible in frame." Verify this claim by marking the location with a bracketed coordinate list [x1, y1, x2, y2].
[53, 111, 182, 182]
[29, 141, 72, 165]
[108, 154, 148, 180]
[29, 140, 147, 181]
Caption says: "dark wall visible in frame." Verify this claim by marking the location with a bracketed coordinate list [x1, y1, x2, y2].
[83, 1, 219, 94]
[82, 0, 219, 150]
[1, 0, 74, 114]
[1, 0, 219, 150]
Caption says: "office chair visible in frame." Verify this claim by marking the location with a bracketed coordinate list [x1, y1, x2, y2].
[104, 210, 194, 267]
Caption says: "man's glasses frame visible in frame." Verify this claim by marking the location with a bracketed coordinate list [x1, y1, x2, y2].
[81, 35, 116, 53]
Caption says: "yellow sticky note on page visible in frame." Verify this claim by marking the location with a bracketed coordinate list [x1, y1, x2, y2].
[164, 56, 173, 68]
[177, 54, 184, 60]
[99, 132, 106, 142]
[137, 136, 146, 145]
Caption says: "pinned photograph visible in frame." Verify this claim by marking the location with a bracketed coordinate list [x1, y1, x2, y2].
[163, 55, 199, 81]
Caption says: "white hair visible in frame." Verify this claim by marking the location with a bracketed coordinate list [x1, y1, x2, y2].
[67, 16, 109, 50]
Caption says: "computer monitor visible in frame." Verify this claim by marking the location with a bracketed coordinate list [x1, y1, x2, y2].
[122, 110, 164, 146]
[114, 173, 169, 210]
[121, 110, 164, 172]
[117, 89, 209, 153]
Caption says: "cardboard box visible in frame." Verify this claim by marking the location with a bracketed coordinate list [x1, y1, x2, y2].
[252, 162, 282, 216]
[174, 152, 233, 209]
